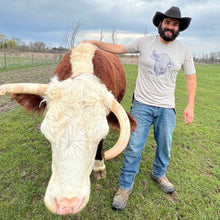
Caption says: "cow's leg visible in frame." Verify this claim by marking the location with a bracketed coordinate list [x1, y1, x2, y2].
[93, 139, 106, 180]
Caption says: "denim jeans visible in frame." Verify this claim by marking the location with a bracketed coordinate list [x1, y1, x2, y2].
[119, 100, 176, 190]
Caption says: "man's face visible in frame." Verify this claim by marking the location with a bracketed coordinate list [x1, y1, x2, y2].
[158, 18, 180, 42]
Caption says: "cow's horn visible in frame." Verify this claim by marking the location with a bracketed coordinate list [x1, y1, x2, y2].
[104, 100, 131, 160]
[0, 83, 49, 96]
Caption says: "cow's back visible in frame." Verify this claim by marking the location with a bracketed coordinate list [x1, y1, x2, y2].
[54, 48, 134, 132]
[93, 50, 125, 102]
[54, 49, 126, 102]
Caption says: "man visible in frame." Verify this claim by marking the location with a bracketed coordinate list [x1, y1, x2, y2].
[86, 6, 196, 211]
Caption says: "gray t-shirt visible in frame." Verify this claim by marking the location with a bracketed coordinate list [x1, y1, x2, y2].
[124, 35, 196, 108]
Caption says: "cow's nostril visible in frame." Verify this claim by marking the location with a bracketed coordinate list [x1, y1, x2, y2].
[55, 197, 85, 215]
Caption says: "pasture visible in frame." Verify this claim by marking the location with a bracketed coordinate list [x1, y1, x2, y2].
[0, 64, 219, 219]
[0, 52, 60, 71]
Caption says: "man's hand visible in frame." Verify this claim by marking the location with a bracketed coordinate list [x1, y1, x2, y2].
[81, 40, 96, 45]
[183, 106, 194, 125]
[80, 40, 127, 54]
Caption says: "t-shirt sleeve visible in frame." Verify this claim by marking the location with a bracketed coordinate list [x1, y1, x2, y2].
[124, 37, 143, 53]
[182, 46, 196, 75]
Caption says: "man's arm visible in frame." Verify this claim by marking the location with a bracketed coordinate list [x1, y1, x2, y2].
[184, 73, 197, 125]
[84, 40, 127, 54]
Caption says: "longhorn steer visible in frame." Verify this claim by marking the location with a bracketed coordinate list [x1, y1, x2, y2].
[0, 43, 137, 215]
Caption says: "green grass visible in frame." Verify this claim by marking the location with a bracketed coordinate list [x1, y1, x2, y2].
[0, 64, 219, 219]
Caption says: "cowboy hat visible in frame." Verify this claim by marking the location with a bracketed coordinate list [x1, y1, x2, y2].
[153, 6, 191, 31]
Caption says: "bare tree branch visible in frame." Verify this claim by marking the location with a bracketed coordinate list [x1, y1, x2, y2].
[99, 29, 105, 42]
[144, 27, 147, 36]
[63, 19, 83, 49]
[112, 26, 117, 44]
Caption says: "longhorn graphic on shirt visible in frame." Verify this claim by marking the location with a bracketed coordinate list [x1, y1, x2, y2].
[151, 50, 174, 76]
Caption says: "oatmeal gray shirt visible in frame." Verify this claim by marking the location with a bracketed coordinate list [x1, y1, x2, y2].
[124, 35, 196, 108]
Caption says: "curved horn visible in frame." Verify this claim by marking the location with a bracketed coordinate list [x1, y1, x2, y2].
[0, 83, 49, 96]
[104, 100, 131, 160]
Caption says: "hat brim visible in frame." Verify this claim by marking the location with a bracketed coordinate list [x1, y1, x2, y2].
[153, 12, 191, 31]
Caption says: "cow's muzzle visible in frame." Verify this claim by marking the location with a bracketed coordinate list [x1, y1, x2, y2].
[54, 196, 86, 215]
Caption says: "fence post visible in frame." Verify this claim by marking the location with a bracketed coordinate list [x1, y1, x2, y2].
[4, 53, 7, 69]
[32, 55, 34, 66]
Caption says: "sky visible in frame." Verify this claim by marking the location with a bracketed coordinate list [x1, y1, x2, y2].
[1, 0, 220, 56]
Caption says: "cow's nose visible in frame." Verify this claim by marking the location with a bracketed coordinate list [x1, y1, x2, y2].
[55, 196, 85, 215]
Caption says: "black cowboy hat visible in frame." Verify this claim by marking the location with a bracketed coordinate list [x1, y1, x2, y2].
[153, 6, 191, 31]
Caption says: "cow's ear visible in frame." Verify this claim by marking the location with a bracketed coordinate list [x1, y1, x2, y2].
[12, 94, 47, 115]
[126, 112, 137, 132]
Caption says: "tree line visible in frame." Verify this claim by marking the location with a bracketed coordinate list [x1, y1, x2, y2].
[0, 34, 67, 53]
[194, 52, 220, 64]
[0, 21, 118, 54]
[0, 26, 219, 64]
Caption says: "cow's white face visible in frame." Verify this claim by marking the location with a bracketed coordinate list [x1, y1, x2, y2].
[40, 74, 113, 215]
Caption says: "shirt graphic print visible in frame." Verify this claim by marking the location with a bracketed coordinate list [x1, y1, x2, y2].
[151, 50, 174, 76]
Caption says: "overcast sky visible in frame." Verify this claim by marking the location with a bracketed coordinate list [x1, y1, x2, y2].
[1, 0, 219, 56]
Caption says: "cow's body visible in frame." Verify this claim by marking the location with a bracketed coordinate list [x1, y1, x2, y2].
[5, 43, 137, 215]
[55, 49, 126, 102]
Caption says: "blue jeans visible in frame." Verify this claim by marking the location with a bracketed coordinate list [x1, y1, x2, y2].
[119, 100, 176, 190]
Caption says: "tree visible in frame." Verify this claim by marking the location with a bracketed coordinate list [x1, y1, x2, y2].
[144, 27, 148, 36]
[0, 33, 8, 48]
[112, 26, 117, 44]
[18, 42, 29, 51]
[13, 38, 22, 46]
[63, 19, 83, 49]
[7, 39, 17, 49]
[33, 41, 46, 52]
[99, 29, 105, 42]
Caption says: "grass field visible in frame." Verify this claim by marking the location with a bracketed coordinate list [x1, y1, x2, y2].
[0, 64, 219, 219]
[0, 55, 59, 72]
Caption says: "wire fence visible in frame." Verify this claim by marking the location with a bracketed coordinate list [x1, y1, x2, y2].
[0, 65, 56, 118]
[0, 52, 62, 70]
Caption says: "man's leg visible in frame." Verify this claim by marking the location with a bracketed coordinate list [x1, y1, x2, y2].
[152, 107, 176, 193]
[112, 101, 153, 210]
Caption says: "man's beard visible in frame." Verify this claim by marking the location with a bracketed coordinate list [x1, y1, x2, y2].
[158, 23, 180, 42]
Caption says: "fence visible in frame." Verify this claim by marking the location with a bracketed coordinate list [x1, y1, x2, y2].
[0, 52, 62, 70]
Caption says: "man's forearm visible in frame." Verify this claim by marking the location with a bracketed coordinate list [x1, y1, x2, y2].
[87, 40, 127, 54]
[185, 73, 197, 108]
[183, 73, 196, 124]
